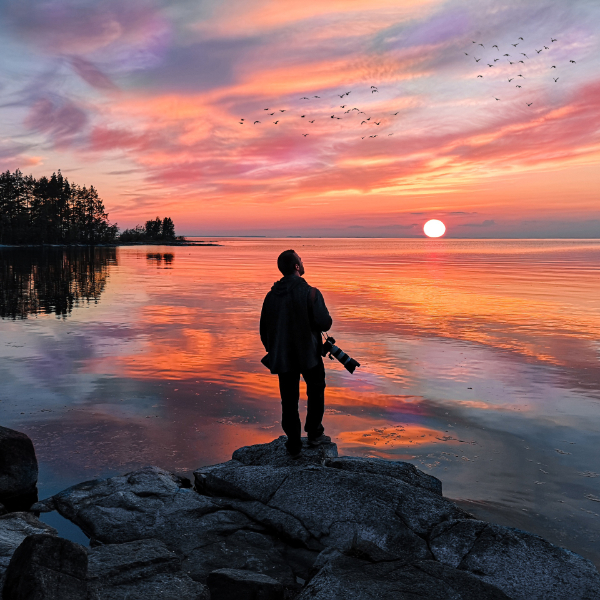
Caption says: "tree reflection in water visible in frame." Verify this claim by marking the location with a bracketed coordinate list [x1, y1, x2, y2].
[0, 247, 117, 319]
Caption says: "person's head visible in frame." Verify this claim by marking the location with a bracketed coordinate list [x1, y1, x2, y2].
[277, 249, 304, 276]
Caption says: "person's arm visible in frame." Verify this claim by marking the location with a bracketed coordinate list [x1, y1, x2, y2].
[260, 295, 270, 351]
[309, 287, 333, 332]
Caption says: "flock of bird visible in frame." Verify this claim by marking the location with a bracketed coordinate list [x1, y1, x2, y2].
[467, 36, 577, 105]
[235, 35, 579, 137]
[237, 85, 400, 139]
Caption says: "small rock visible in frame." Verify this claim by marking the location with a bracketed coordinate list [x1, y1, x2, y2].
[2, 533, 89, 600]
[0, 512, 57, 575]
[0, 426, 38, 511]
[207, 568, 284, 600]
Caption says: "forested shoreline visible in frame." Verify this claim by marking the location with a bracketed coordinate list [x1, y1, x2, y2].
[0, 169, 180, 245]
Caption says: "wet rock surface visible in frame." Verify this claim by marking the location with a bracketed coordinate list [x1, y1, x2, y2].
[0, 426, 38, 512]
[5, 436, 600, 599]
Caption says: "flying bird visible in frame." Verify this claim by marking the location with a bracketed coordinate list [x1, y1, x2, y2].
[570, 60, 576, 63]
[264, 108, 269, 110]
[300, 115, 305, 118]
[240, 118, 245, 121]
[269, 112, 275, 115]
[553, 77, 559, 82]
[340, 105, 346, 108]
[518, 60, 524, 64]
[375, 121, 381, 125]
[518, 74, 525, 78]
[521, 53, 528, 58]
[475, 58, 481, 62]
[512, 43, 519, 47]
[300, 97, 309, 99]
[494, 97, 500, 100]
[392, 112, 399, 115]
[477, 75, 483, 78]
[372, 89, 378, 93]
[536, 49, 542, 53]
[309, 120, 315, 123]
[371, 86, 377, 88]
[488, 63, 494, 67]
[503, 54, 510, 56]
[518, 37, 524, 40]
[280, 109, 286, 112]
[361, 121, 367, 125]
[494, 58, 500, 62]
[551, 38, 557, 42]
[302, 134, 309, 136]
[465, 52, 469, 55]
[313, 96, 320, 98]
[253, 121, 260, 124]
[526, 102, 533, 106]
[369, 135, 378, 138]
[551, 65, 556, 68]
[509, 61, 515, 64]
[516, 85, 522, 88]
[388, 133, 393, 136]
[330, 115, 335, 118]
[479, 43, 484, 47]
[239, 121, 243, 124]
[492, 45, 499, 50]
[273, 121, 279, 124]
[508, 78, 514, 82]
[544, 46, 549, 49]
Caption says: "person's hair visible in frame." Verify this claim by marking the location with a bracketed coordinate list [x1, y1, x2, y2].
[277, 249, 299, 275]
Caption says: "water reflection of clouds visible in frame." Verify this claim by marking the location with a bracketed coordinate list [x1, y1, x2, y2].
[2, 240, 600, 566]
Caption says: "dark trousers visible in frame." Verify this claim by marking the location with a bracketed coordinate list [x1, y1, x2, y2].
[278, 360, 326, 453]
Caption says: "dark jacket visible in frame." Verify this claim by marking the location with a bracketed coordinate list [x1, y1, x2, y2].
[260, 275, 332, 374]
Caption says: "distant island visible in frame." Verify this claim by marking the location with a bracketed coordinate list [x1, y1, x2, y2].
[0, 169, 216, 246]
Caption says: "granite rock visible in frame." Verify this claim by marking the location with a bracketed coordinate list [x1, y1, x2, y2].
[2, 534, 89, 600]
[0, 426, 38, 512]
[88, 538, 209, 599]
[207, 568, 285, 600]
[430, 519, 600, 600]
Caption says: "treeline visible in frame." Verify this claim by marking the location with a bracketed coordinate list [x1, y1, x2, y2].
[0, 169, 118, 244]
[119, 217, 178, 242]
[0, 169, 180, 245]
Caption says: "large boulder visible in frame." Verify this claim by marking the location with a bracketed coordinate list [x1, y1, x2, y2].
[88, 538, 209, 599]
[298, 550, 511, 599]
[2, 534, 89, 600]
[0, 427, 38, 511]
[429, 519, 600, 600]
[194, 461, 468, 561]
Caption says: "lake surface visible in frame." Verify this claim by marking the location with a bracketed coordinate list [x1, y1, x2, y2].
[1, 239, 600, 565]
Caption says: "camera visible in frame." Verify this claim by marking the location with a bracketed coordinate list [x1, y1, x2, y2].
[321, 336, 360, 374]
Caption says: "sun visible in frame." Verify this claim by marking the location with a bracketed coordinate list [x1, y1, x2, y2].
[424, 219, 446, 238]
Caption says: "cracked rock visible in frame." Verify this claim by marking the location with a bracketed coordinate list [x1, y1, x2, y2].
[430, 519, 600, 600]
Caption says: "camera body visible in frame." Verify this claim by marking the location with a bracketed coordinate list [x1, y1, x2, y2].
[321, 336, 360, 374]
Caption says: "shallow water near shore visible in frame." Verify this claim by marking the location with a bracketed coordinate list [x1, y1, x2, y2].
[1, 239, 600, 565]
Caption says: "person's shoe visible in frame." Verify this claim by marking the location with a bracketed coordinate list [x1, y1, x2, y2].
[307, 434, 331, 447]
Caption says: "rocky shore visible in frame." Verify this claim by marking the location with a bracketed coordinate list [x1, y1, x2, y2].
[1, 425, 599, 599]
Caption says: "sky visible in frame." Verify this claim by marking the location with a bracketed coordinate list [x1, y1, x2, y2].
[0, 0, 599, 237]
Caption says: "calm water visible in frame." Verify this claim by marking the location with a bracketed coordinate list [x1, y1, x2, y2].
[1, 239, 600, 565]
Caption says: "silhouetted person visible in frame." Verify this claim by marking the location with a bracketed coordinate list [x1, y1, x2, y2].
[260, 250, 332, 457]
